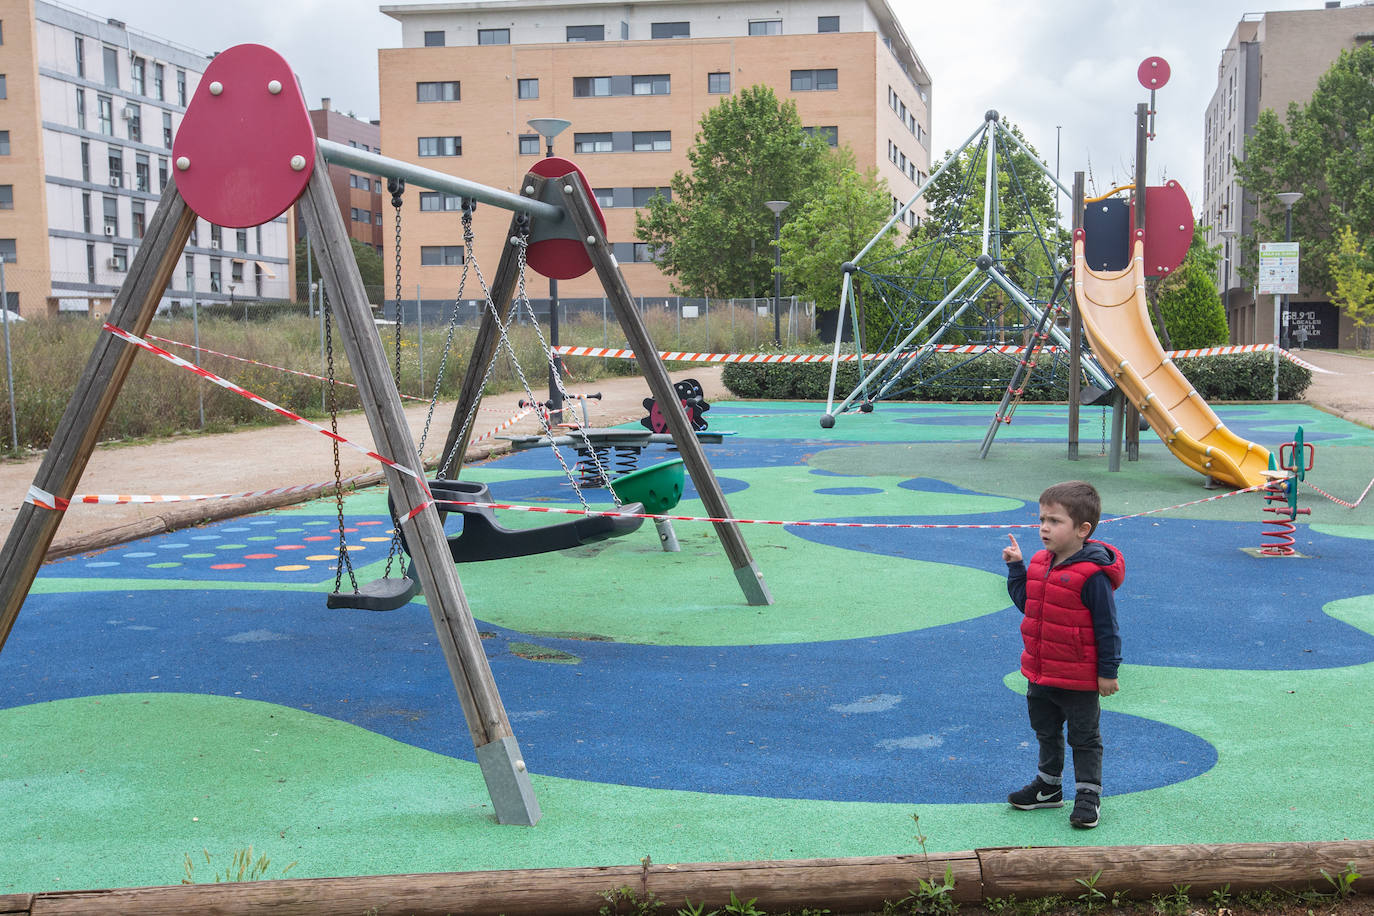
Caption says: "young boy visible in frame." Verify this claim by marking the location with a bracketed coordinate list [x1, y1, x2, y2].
[1001, 480, 1123, 829]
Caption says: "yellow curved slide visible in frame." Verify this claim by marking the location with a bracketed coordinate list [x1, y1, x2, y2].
[1073, 236, 1272, 489]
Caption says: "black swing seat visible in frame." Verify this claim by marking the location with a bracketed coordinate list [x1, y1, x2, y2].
[394, 479, 645, 564]
[326, 575, 419, 612]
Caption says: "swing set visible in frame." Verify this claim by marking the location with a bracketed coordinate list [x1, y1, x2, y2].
[0, 44, 771, 827]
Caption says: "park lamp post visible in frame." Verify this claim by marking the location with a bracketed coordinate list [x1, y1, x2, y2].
[764, 200, 790, 346]
[528, 117, 572, 422]
[1275, 191, 1302, 402]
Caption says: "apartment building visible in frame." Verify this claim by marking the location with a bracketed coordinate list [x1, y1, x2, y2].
[0, 0, 293, 319]
[378, 0, 932, 306]
[305, 98, 384, 256]
[1204, 2, 1374, 348]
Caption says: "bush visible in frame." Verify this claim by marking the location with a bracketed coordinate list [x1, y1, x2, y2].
[723, 351, 1312, 402]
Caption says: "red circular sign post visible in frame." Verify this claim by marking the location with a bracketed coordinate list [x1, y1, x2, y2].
[1137, 56, 1171, 91]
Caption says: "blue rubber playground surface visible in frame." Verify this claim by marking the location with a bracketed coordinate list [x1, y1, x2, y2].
[2, 400, 1372, 893]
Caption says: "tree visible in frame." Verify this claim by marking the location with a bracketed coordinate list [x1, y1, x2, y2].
[1327, 225, 1374, 349]
[1234, 43, 1374, 298]
[635, 85, 832, 299]
[776, 147, 898, 313]
[295, 236, 384, 303]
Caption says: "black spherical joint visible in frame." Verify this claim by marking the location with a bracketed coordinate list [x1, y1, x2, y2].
[975, 254, 994, 271]
[820, 414, 836, 429]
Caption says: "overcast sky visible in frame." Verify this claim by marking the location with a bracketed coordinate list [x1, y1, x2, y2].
[70, 0, 1338, 208]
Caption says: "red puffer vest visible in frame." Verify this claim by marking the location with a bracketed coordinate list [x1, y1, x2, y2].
[1020, 540, 1124, 691]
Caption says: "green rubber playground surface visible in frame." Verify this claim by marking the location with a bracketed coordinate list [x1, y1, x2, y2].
[1, 400, 1371, 894]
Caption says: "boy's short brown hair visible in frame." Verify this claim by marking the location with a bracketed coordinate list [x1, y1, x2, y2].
[1039, 480, 1102, 536]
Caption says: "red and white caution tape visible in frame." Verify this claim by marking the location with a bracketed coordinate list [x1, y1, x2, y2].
[1302, 475, 1374, 509]
[471, 407, 532, 444]
[103, 324, 426, 487]
[432, 483, 1263, 531]
[554, 342, 1324, 369]
[25, 474, 383, 512]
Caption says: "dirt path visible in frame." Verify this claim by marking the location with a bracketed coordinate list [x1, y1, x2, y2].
[0, 366, 730, 557]
[1297, 348, 1374, 428]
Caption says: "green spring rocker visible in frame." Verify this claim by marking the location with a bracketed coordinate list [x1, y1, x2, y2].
[609, 458, 686, 551]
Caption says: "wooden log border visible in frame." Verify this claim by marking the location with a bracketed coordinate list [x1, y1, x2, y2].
[1, 841, 1369, 916]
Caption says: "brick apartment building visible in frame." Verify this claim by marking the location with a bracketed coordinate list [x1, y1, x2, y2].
[376, 0, 933, 310]
[1204, 1, 1374, 348]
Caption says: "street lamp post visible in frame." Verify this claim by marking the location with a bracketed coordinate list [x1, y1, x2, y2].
[1275, 191, 1302, 402]
[528, 117, 572, 423]
[1219, 227, 1236, 339]
[764, 200, 790, 346]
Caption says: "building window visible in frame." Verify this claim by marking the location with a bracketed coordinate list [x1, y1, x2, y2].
[574, 132, 613, 153]
[632, 74, 670, 95]
[708, 72, 730, 94]
[103, 196, 117, 235]
[154, 63, 164, 100]
[210, 224, 221, 248]
[593, 187, 615, 207]
[417, 80, 460, 102]
[131, 200, 145, 238]
[518, 134, 540, 155]
[0, 131, 8, 155]
[132, 57, 145, 95]
[163, 111, 173, 147]
[818, 15, 839, 32]
[110, 246, 128, 271]
[158, 156, 168, 191]
[75, 36, 85, 77]
[75, 88, 85, 129]
[477, 28, 509, 45]
[518, 78, 539, 99]
[573, 76, 612, 98]
[81, 141, 90, 181]
[126, 103, 141, 142]
[236, 229, 247, 252]
[420, 245, 464, 265]
[231, 259, 244, 283]
[566, 24, 604, 41]
[0, 75, 6, 100]
[82, 192, 91, 232]
[102, 46, 118, 87]
[804, 125, 839, 146]
[791, 68, 838, 91]
[184, 254, 194, 289]
[651, 21, 689, 39]
[210, 260, 221, 293]
[632, 130, 670, 152]
[423, 30, 445, 47]
[419, 191, 464, 211]
[632, 242, 656, 262]
[749, 19, 782, 36]
[0, 238, 15, 264]
[632, 187, 670, 206]
[0, 185, 11, 209]
[97, 95, 113, 134]
[135, 152, 150, 191]
[176, 69, 186, 106]
[418, 136, 461, 157]
[107, 147, 123, 186]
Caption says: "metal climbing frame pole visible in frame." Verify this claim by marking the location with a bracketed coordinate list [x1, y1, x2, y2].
[1069, 172, 1085, 460]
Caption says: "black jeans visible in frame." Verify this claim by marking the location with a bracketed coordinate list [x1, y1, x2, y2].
[1026, 682, 1102, 795]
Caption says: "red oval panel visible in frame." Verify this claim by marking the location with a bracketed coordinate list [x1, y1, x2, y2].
[1137, 56, 1171, 90]
[526, 156, 606, 280]
[172, 44, 315, 228]
[1130, 181, 1193, 277]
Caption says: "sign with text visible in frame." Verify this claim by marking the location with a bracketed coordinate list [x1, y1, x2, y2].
[1258, 241, 1300, 295]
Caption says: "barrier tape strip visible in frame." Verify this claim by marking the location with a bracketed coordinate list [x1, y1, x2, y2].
[103, 324, 427, 487]
[553, 343, 1329, 371]
[432, 483, 1266, 531]
[25, 473, 384, 511]
[1301, 476, 1374, 509]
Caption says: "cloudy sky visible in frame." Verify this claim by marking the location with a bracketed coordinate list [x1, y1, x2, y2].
[70, 0, 1337, 205]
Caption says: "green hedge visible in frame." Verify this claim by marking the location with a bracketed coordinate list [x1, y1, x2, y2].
[721, 352, 1312, 402]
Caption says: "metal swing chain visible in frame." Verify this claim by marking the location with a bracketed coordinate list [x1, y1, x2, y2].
[510, 242, 622, 507]
[436, 207, 526, 480]
[418, 199, 477, 467]
[324, 296, 359, 594]
[381, 177, 408, 579]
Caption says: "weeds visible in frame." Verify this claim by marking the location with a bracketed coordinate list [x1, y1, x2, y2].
[1319, 862, 1362, 902]
[598, 885, 663, 915]
[181, 846, 297, 884]
[1075, 870, 1107, 912]
[1149, 884, 1191, 916]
